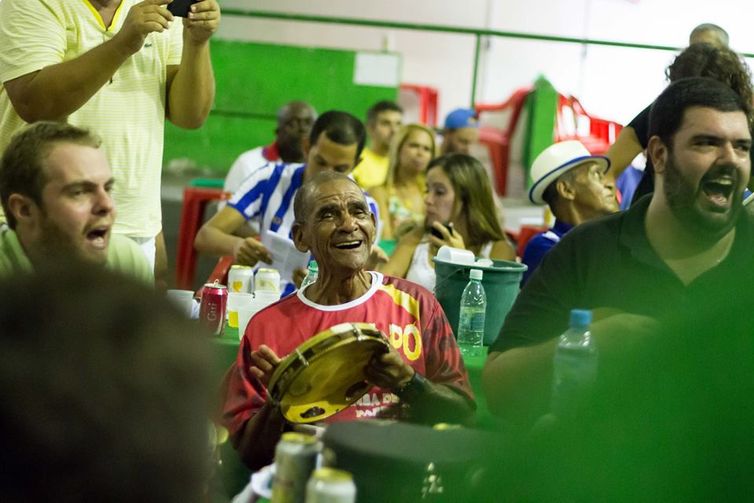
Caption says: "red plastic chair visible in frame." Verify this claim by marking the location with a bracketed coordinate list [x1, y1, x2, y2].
[175, 187, 228, 290]
[555, 95, 623, 155]
[207, 256, 235, 286]
[476, 87, 532, 196]
[399, 83, 439, 126]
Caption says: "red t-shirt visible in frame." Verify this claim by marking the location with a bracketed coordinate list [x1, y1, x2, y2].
[222, 272, 473, 436]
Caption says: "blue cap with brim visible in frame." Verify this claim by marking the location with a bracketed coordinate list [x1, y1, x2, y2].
[444, 108, 478, 130]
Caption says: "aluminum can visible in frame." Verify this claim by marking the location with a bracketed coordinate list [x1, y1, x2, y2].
[255, 267, 281, 295]
[271, 432, 319, 503]
[199, 281, 227, 336]
[228, 264, 253, 293]
[305, 468, 356, 503]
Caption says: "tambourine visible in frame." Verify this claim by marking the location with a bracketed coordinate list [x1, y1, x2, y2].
[268, 322, 389, 424]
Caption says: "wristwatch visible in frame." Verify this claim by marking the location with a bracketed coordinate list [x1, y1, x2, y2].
[395, 371, 429, 401]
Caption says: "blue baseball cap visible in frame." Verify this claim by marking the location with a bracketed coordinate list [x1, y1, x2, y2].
[444, 108, 478, 130]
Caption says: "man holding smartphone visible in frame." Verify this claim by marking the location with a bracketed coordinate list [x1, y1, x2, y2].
[0, 0, 220, 288]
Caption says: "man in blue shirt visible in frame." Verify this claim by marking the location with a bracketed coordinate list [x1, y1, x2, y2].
[521, 140, 619, 284]
[195, 110, 382, 295]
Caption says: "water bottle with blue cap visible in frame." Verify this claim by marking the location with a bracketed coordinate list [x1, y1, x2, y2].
[551, 309, 598, 418]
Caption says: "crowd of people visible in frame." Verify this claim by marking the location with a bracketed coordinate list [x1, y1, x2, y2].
[0, 5, 752, 499]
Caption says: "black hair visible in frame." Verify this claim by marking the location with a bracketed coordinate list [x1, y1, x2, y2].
[366, 100, 403, 125]
[649, 77, 750, 147]
[308, 110, 367, 160]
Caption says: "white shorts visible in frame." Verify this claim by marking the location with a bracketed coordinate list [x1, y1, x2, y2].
[127, 235, 156, 272]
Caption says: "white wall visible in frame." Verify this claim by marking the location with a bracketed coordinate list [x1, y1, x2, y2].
[217, 0, 754, 125]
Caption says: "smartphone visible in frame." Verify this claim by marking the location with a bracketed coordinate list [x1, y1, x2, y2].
[430, 222, 453, 240]
[167, 0, 198, 17]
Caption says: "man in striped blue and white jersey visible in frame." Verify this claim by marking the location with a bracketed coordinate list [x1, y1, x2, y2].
[195, 110, 383, 296]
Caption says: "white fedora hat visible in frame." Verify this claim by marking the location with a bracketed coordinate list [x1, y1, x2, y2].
[528, 140, 610, 205]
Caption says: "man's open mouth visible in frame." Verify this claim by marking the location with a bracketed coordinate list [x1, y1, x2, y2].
[333, 240, 363, 250]
[85, 226, 110, 248]
[701, 177, 735, 207]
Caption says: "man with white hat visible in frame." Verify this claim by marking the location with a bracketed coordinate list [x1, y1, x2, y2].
[521, 140, 618, 284]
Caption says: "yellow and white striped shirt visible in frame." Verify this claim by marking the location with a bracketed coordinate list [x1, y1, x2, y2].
[0, 0, 183, 237]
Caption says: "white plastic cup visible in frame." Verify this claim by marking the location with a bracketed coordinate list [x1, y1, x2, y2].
[237, 300, 267, 339]
[436, 245, 475, 265]
[227, 292, 254, 329]
[254, 290, 280, 307]
[166, 289, 195, 318]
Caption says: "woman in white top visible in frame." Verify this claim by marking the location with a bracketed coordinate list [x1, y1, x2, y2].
[379, 153, 515, 291]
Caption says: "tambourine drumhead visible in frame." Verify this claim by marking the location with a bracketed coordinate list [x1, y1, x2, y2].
[268, 322, 389, 424]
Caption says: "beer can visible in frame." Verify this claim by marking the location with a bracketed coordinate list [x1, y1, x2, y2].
[305, 468, 356, 503]
[199, 281, 227, 336]
[272, 432, 319, 503]
[228, 264, 254, 293]
[255, 267, 281, 295]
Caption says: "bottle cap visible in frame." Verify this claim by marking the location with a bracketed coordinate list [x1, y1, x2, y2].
[308, 260, 318, 271]
[569, 309, 592, 327]
[469, 269, 483, 281]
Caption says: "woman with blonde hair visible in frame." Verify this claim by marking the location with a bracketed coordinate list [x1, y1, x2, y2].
[380, 153, 515, 291]
[370, 123, 435, 240]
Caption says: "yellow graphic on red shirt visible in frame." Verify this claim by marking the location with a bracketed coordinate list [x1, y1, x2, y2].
[380, 284, 421, 320]
[388, 323, 422, 361]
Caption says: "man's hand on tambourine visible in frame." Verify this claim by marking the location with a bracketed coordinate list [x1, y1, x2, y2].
[364, 344, 415, 390]
[249, 344, 281, 387]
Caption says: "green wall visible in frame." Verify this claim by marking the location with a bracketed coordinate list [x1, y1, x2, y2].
[164, 40, 399, 174]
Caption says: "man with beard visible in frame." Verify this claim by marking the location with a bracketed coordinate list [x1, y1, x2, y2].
[223, 101, 317, 195]
[222, 171, 474, 470]
[483, 77, 754, 428]
[0, 122, 152, 282]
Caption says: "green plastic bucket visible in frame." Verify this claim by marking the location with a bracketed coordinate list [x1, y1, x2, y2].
[434, 257, 527, 346]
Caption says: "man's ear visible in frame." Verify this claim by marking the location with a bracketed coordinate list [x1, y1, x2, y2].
[556, 178, 576, 201]
[291, 221, 309, 253]
[6, 193, 36, 225]
[302, 136, 311, 157]
[647, 135, 668, 174]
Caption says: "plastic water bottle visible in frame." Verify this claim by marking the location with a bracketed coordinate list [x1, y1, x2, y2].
[551, 309, 598, 418]
[457, 269, 486, 358]
[300, 260, 318, 290]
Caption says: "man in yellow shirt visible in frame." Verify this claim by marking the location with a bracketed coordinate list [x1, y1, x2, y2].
[0, 0, 220, 287]
[351, 100, 403, 190]
[0, 122, 153, 283]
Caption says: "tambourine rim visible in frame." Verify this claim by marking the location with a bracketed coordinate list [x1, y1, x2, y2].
[267, 322, 389, 422]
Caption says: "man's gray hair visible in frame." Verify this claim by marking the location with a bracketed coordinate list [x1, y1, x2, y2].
[293, 171, 363, 223]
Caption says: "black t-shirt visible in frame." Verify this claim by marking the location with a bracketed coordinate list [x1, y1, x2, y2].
[627, 105, 655, 205]
[628, 104, 651, 148]
[490, 195, 754, 353]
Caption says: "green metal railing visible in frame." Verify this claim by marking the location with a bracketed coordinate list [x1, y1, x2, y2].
[222, 9, 754, 107]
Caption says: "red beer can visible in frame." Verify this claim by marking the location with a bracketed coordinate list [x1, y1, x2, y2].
[199, 281, 228, 336]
